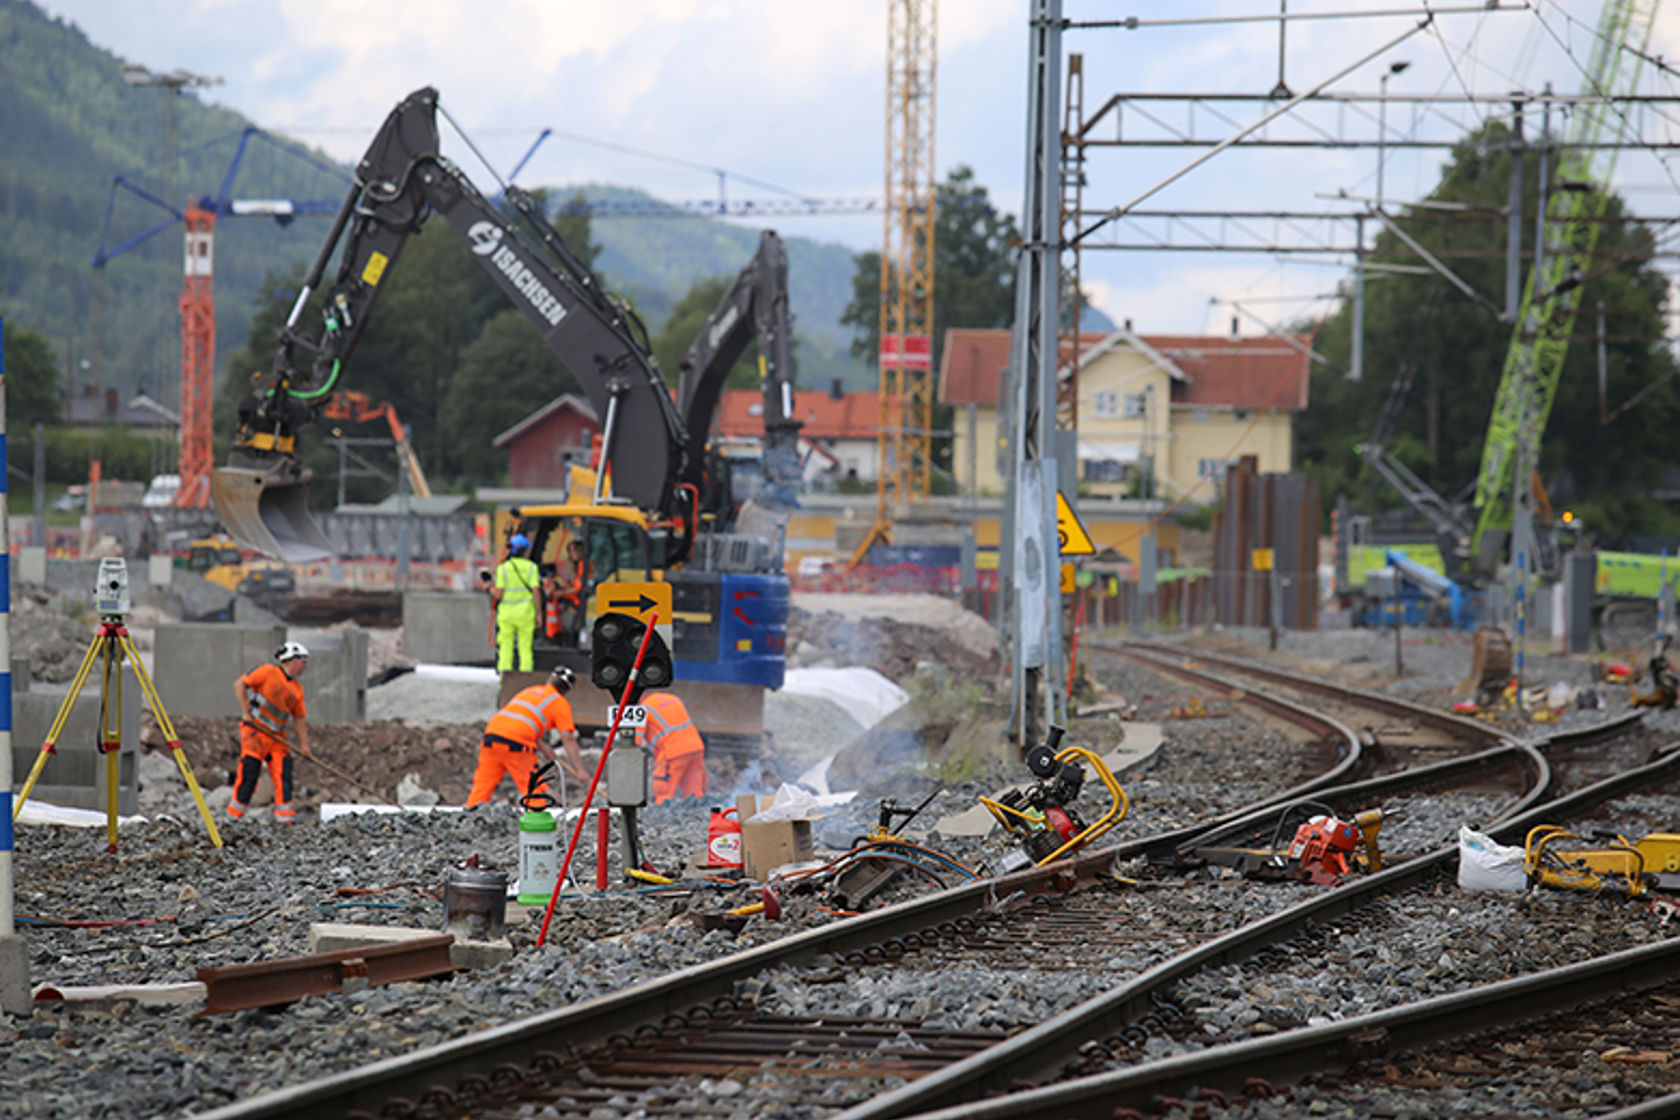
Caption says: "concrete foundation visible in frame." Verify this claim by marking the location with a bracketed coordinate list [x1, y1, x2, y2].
[12, 661, 141, 815]
[0, 933, 29, 1016]
[17, 546, 44, 587]
[403, 592, 492, 665]
[302, 628, 369, 724]
[152, 623, 286, 720]
[153, 622, 366, 724]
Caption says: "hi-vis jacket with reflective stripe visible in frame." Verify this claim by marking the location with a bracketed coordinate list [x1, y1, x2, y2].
[240, 663, 306, 746]
[484, 684, 575, 748]
[637, 691, 703, 759]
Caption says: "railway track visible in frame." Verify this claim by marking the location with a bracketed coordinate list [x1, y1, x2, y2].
[194, 654, 1665, 1120]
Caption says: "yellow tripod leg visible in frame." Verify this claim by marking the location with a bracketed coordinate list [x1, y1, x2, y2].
[103, 638, 120, 853]
[120, 633, 222, 848]
[12, 632, 103, 821]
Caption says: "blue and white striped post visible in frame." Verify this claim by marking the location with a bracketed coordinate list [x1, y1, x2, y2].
[0, 316, 27, 1016]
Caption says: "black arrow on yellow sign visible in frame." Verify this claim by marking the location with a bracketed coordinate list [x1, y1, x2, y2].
[609, 594, 659, 614]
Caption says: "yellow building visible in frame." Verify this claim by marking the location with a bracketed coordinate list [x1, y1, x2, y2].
[940, 327, 1310, 503]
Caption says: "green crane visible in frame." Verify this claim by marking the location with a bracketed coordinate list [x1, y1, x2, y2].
[1468, 0, 1659, 580]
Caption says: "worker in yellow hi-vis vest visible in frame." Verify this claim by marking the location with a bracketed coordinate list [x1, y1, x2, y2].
[492, 533, 540, 673]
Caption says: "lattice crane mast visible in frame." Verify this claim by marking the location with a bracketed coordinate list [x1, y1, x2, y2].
[1468, 0, 1658, 577]
[851, 0, 938, 569]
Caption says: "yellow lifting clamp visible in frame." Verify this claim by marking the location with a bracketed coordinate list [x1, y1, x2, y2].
[1524, 825, 1660, 897]
[981, 726, 1128, 866]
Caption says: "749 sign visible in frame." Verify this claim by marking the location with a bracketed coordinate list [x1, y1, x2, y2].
[608, 704, 648, 729]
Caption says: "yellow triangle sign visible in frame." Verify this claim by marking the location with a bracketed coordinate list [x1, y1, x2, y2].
[1055, 492, 1096, 556]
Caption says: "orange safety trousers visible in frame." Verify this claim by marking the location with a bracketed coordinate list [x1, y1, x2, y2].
[652, 745, 706, 804]
[467, 738, 549, 807]
[228, 726, 296, 822]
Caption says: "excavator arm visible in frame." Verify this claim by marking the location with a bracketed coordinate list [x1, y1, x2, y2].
[674, 230, 802, 509]
[214, 86, 688, 560]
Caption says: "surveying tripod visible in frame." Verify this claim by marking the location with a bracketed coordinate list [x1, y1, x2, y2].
[13, 560, 222, 851]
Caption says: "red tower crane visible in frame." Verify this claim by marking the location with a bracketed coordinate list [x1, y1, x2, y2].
[177, 204, 216, 508]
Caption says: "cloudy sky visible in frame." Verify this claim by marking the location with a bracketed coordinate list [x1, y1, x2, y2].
[39, 0, 1680, 340]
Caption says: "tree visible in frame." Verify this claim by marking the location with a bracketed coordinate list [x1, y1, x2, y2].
[651, 274, 759, 390]
[841, 165, 1020, 365]
[2, 320, 64, 425]
[441, 309, 582, 484]
[841, 166, 1023, 487]
[1297, 122, 1680, 544]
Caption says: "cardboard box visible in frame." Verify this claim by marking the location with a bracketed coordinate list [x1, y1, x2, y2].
[737, 794, 815, 881]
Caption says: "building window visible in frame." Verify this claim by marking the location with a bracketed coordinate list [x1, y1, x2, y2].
[1085, 459, 1130, 483]
[1122, 391, 1148, 418]
[1092, 390, 1119, 418]
[1197, 457, 1228, 479]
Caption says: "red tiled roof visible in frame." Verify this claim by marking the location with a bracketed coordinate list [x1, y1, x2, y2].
[717, 389, 881, 440]
[937, 328, 1311, 412]
[938, 328, 1108, 407]
[1142, 335, 1311, 412]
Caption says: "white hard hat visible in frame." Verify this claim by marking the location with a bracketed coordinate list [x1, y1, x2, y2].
[276, 641, 310, 663]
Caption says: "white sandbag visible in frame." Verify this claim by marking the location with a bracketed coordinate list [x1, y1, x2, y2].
[1457, 825, 1528, 893]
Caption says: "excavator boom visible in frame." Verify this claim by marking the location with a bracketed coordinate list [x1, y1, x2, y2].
[214, 86, 686, 560]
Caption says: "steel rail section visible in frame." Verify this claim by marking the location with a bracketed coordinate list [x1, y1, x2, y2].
[1180, 739, 1548, 858]
[1111, 640, 1520, 741]
[892, 936, 1680, 1120]
[197, 935, 457, 1015]
[838, 743, 1680, 1120]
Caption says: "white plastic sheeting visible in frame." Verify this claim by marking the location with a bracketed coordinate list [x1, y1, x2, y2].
[779, 667, 908, 730]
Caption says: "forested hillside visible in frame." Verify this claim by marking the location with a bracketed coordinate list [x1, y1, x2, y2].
[0, 0, 874, 448]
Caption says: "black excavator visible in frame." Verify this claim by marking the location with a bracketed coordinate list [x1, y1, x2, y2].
[213, 85, 801, 566]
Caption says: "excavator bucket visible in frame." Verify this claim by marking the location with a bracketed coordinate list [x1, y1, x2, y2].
[211, 463, 333, 563]
[1458, 626, 1513, 705]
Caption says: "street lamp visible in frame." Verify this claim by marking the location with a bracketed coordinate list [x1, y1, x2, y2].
[1377, 60, 1411, 211]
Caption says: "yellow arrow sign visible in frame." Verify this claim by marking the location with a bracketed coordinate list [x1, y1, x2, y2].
[593, 580, 673, 633]
[1055, 492, 1096, 556]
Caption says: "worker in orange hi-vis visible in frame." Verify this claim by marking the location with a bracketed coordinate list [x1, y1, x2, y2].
[638, 691, 707, 804]
[467, 665, 586, 807]
[229, 641, 313, 823]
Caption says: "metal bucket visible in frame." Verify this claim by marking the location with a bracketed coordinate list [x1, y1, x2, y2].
[211, 462, 333, 562]
[443, 863, 508, 941]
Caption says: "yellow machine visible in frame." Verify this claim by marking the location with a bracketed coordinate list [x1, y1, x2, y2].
[981, 727, 1128, 866]
[1524, 825, 1680, 897]
[182, 536, 247, 591]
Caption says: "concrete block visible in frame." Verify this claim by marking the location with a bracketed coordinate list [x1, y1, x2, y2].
[17, 547, 45, 587]
[448, 937, 514, 970]
[309, 922, 441, 954]
[403, 592, 492, 664]
[13, 664, 141, 815]
[306, 922, 513, 970]
[303, 627, 368, 724]
[146, 555, 172, 590]
[0, 933, 30, 1017]
[153, 623, 285, 719]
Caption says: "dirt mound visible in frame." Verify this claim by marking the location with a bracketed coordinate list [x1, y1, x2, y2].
[150, 713, 483, 808]
[788, 603, 999, 682]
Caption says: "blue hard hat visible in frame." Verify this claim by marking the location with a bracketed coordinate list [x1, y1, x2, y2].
[509, 533, 531, 552]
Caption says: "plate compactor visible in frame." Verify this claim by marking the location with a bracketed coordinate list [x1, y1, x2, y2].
[981, 726, 1128, 868]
